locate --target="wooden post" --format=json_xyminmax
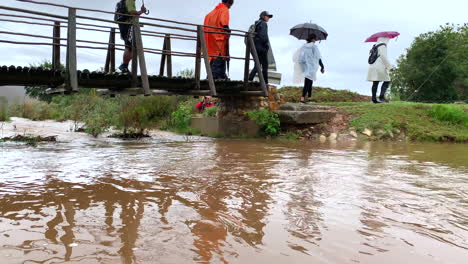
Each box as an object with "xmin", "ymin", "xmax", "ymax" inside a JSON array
[
  {"xmin": 110, "ymin": 29, "xmax": 116, "ymax": 73},
  {"xmin": 195, "ymin": 26, "xmax": 202, "ymax": 90},
  {"xmin": 52, "ymin": 22, "xmax": 61, "ymax": 71},
  {"xmin": 198, "ymin": 26, "xmax": 216, "ymax": 96},
  {"xmin": 159, "ymin": 36, "xmax": 167, "ymax": 76},
  {"xmin": 243, "ymin": 33, "xmax": 251, "ymax": 91},
  {"xmin": 133, "ymin": 17, "xmax": 150, "ymax": 96},
  {"xmin": 104, "ymin": 28, "xmax": 116, "ymax": 73},
  {"xmin": 66, "ymin": 8, "xmax": 78, "ymax": 92},
  {"xmin": 165, "ymin": 34, "xmax": 172, "ymax": 78},
  {"xmin": 131, "ymin": 24, "xmax": 138, "ymax": 88},
  {"xmin": 248, "ymin": 35, "xmax": 268, "ymax": 97}
]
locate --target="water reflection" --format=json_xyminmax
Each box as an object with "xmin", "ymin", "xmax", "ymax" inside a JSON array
[{"xmin": 0, "ymin": 134, "xmax": 467, "ymax": 263}]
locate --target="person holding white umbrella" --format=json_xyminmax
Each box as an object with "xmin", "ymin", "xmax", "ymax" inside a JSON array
[
  {"xmin": 290, "ymin": 23, "xmax": 328, "ymax": 104},
  {"xmin": 366, "ymin": 31, "xmax": 399, "ymax": 103}
]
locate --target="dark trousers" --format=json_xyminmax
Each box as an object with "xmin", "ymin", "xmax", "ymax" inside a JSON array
[
  {"xmin": 248, "ymin": 48, "xmax": 269, "ymax": 84},
  {"xmin": 372, "ymin": 81, "xmax": 390, "ymax": 100},
  {"xmin": 210, "ymin": 57, "xmax": 227, "ymax": 80},
  {"xmin": 302, "ymin": 78, "xmax": 313, "ymax": 97}
]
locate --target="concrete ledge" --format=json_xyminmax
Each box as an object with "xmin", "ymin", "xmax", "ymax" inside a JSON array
[
  {"xmin": 191, "ymin": 117, "xmax": 260, "ymax": 137},
  {"xmin": 275, "ymin": 110, "xmax": 336, "ymax": 125},
  {"xmin": 274, "ymin": 104, "xmax": 336, "ymax": 125}
]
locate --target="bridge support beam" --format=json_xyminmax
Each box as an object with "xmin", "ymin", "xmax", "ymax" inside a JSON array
[
  {"xmin": 52, "ymin": 22, "xmax": 61, "ymax": 71},
  {"xmin": 133, "ymin": 17, "xmax": 150, "ymax": 96},
  {"xmin": 104, "ymin": 28, "xmax": 116, "ymax": 73}
]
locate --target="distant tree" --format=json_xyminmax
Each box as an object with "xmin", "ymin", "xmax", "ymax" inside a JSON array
[
  {"xmin": 25, "ymin": 60, "xmax": 66, "ymax": 102},
  {"xmin": 177, "ymin": 68, "xmax": 195, "ymax": 78},
  {"xmin": 391, "ymin": 24, "xmax": 468, "ymax": 103}
]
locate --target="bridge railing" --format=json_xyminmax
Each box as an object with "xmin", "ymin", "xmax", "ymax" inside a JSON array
[{"xmin": 0, "ymin": 0, "xmax": 269, "ymax": 97}]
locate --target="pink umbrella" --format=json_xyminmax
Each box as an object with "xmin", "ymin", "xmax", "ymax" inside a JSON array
[{"xmin": 365, "ymin": 31, "xmax": 400, "ymax": 42}]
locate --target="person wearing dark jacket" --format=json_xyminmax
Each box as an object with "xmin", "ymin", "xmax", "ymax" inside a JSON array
[{"xmin": 248, "ymin": 11, "xmax": 273, "ymax": 84}]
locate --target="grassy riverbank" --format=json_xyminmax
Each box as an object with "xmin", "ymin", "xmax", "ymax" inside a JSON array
[
  {"xmin": 326, "ymin": 102, "xmax": 468, "ymax": 142},
  {"xmin": 2, "ymin": 87, "xmax": 467, "ymax": 143}
]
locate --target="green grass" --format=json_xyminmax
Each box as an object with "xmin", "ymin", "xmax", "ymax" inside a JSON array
[
  {"xmin": 326, "ymin": 102, "xmax": 468, "ymax": 142},
  {"xmin": 279, "ymin": 86, "xmax": 371, "ymax": 103}
]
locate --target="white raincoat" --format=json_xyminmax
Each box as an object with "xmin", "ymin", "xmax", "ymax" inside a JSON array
[
  {"xmin": 293, "ymin": 42, "xmax": 322, "ymax": 83},
  {"xmin": 367, "ymin": 37, "xmax": 393, "ymax": 82}
]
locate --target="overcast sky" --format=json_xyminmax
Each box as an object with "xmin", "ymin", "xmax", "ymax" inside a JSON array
[{"xmin": 0, "ymin": 0, "xmax": 467, "ymax": 95}]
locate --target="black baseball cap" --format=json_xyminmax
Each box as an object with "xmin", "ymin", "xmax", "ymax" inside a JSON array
[{"xmin": 260, "ymin": 11, "xmax": 273, "ymax": 18}]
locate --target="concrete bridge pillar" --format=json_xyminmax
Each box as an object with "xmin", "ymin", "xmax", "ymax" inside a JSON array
[{"xmin": 216, "ymin": 86, "xmax": 284, "ymax": 120}]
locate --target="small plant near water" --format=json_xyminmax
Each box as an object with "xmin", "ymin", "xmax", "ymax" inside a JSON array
[
  {"xmin": 247, "ymin": 109, "xmax": 281, "ymax": 136},
  {"xmin": 203, "ymin": 106, "xmax": 218, "ymax": 117},
  {"xmin": 0, "ymin": 97, "xmax": 9, "ymax": 122},
  {"xmin": 0, "ymin": 135, "xmax": 57, "ymax": 146},
  {"xmin": 161, "ymin": 99, "xmax": 198, "ymax": 134},
  {"xmin": 429, "ymin": 105, "xmax": 468, "ymax": 127}
]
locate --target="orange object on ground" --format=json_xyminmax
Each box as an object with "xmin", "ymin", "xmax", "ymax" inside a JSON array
[{"xmin": 203, "ymin": 3, "xmax": 230, "ymax": 61}]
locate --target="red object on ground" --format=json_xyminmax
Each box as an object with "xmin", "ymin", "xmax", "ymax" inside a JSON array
[
  {"xmin": 196, "ymin": 102, "xmax": 215, "ymax": 113},
  {"xmin": 365, "ymin": 31, "xmax": 400, "ymax": 42}
]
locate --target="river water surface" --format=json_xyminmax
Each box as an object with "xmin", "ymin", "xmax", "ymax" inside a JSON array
[{"xmin": 0, "ymin": 119, "xmax": 467, "ymax": 264}]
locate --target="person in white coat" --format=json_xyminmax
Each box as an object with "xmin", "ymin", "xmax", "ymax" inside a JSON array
[
  {"xmin": 293, "ymin": 34, "xmax": 325, "ymax": 103},
  {"xmin": 367, "ymin": 37, "xmax": 393, "ymax": 103}
]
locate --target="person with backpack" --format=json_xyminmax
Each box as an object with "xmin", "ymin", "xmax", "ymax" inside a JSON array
[
  {"xmin": 248, "ymin": 11, "xmax": 273, "ymax": 84},
  {"xmin": 293, "ymin": 34, "xmax": 325, "ymax": 104},
  {"xmin": 204, "ymin": 0, "xmax": 234, "ymax": 80},
  {"xmin": 114, "ymin": 0, "xmax": 147, "ymax": 73},
  {"xmin": 367, "ymin": 37, "xmax": 393, "ymax": 103}
]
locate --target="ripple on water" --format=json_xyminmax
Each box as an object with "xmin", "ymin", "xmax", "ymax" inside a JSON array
[{"xmin": 0, "ymin": 120, "xmax": 467, "ymax": 263}]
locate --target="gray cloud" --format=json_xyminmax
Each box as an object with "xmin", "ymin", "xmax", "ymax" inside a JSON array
[{"xmin": 0, "ymin": 0, "xmax": 467, "ymax": 96}]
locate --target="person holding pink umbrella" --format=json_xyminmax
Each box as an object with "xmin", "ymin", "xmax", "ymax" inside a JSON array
[{"xmin": 366, "ymin": 31, "xmax": 399, "ymax": 103}]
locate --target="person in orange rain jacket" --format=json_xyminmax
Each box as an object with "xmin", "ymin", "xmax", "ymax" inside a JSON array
[{"xmin": 203, "ymin": 0, "xmax": 234, "ymax": 80}]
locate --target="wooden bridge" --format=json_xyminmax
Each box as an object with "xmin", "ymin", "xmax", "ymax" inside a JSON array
[{"xmin": 0, "ymin": 0, "xmax": 269, "ymax": 97}]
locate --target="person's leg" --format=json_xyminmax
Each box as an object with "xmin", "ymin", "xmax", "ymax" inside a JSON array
[
  {"xmin": 211, "ymin": 57, "xmax": 227, "ymax": 80},
  {"xmin": 305, "ymin": 78, "xmax": 313, "ymax": 101},
  {"xmin": 307, "ymin": 79, "xmax": 313, "ymax": 100},
  {"xmin": 248, "ymin": 66, "xmax": 258, "ymax": 81},
  {"xmin": 301, "ymin": 78, "xmax": 308, "ymax": 103},
  {"xmin": 379, "ymin": 81, "xmax": 390, "ymax": 102},
  {"xmin": 259, "ymin": 50, "xmax": 269, "ymax": 84},
  {"xmin": 119, "ymin": 25, "xmax": 132, "ymax": 72},
  {"xmin": 371, "ymin": 81, "xmax": 380, "ymax": 103}
]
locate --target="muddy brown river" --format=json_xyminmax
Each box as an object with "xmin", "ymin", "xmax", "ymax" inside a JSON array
[{"xmin": 0, "ymin": 119, "xmax": 467, "ymax": 263}]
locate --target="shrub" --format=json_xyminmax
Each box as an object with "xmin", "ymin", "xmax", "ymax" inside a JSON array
[
  {"xmin": 8, "ymin": 100, "xmax": 57, "ymax": 121},
  {"xmin": 82, "ymin": 97, "xmax": 118, "ymax": 137},
  {"xmin": 203, "ymin": 106, "xmax": 218, "ymax": 117},
  {"xmin": 429, "ymin": 105, "xmax": 468, "ymax": 127},
  {"xmin": 247, "ymin": 109, "xmax": 281, "ymax": 136},
  {"xmin": 161, "ymin": 99, "xmax": 197, "ymax": 133},
  {"xmin": 113, "ymin": 96, "xmax": 152, "ymax": 135},
  {"xmin": 0, "ymin": 97, "xmax": 9, "ymax": 122}
]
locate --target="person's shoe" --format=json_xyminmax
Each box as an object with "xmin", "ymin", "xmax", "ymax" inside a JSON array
[
  {"xmin": 372, "ymin": 99, "xmax": 382, "ymax": 104},
  {"xmin": 118, "ymin": 64, "xmax": 129, "ymax": 73},
  {"xmin": 300, "ymin": 101, "xmax": 307, "ymax": 104},
  {"xmin": 379, "ymin": 97, "xmax": 390, "ymax": 103}
]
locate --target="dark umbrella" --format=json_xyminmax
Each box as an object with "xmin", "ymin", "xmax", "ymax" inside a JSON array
[{"xmin": 290, "ymin": 23, "xmax": 328, "ymax": 40}]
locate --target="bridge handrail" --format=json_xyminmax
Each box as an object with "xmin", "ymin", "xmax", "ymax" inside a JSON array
[
  {"xmin": 16, "ymin": 0, "xmax": 249, "ymax": 34},
  {"xmin": 2, "ymin": 1, "xmax": 269, "ymax": 97}
]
